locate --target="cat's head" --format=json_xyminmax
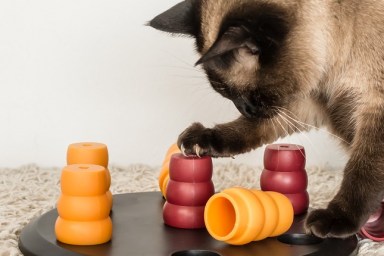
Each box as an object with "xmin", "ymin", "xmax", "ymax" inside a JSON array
[{"xmin": 150, "ymin": 0, "xmax": 326, "ymax": 119}]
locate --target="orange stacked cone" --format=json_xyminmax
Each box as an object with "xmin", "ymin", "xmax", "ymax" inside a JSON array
[
  {"xmin": 67, "ymin": 142, "xmax": 112, "ymax": 208},
  {"xmin": 55, "ymin": 142, "xmax": 113, "ymax": 245}
]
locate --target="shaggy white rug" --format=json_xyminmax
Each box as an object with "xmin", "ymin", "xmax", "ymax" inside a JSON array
[{"xmin": 0, "ymin": 163, "xmax": 383, "ymax": 256}]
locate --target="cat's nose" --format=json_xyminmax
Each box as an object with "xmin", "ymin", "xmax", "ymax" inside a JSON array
[
  {"xmin": 233, "ymin": 96, "xmax": 260, "ymax": 118},
  {"xmin": 232, "ymin": 96, "xmax": 271, "ymax": 119}
]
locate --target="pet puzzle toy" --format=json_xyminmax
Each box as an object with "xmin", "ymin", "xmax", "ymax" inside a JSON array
[
  {"xmin": 360, "ymin": 200, "xmax": 384, "ymax": 241},
  {"xmin": 67, "ymin": 142, "xmax": 112, "ymax": 208},
  {"xmin": 159, "ymin": 143, "xmax": 181, "ymax": 197},
  {"xmin": 260, "ymin": 144, "xmax": 309, "ymax": 215},
  {"xmin": 55, "ymin": 164, "xmax": 112, "ymax": 245},
  {"xmin": 163, "ymin": 153, "xmax": 214, "ymax": 229},
  {"xmin": 204, "ymin": 187, "xmax": 294, "ymax": 245}
]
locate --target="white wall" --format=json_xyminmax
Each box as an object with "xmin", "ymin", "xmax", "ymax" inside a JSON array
[{"xmin": 0, "ymin": 0, "xmax": 348, "ymax": 169}]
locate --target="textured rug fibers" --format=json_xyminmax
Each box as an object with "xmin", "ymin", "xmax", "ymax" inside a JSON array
[{"xmin": 0, "ymin": 163, "xmax": 383, "ymax": 255}]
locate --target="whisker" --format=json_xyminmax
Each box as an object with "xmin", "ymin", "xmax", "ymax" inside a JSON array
[
  {"xmin": 270, "ymin": 117, "xmax": 279, "ymax": 141},
  {"xmin": 276, "ymin": 106, "xmax": 350, "ymax": 145},
  {"xmin": 171, "ymin": 74, "xmax": 207, "ymax": 79},
  {"xmin": 153, "ymin": 65, "xmax": 201, "ymax": 72},
  {"xmin": 278, "ymin": 110, "xmax": 310, "ymax": 133},
  {"xmin": 277, "ymin": 112, "xmax": 317, "ymax": 160},
  {"xmin": 274, "ymin": 114, "xmax": 290, "ymax": 139},
  {"xmin": 276, "ymin": 111, "xmax": 303, "ymax": 134},
  {"xmin": 277, "ymin": 112, "xmax": 295, "ymax": 134},
  {"xmin": 159, "ymin": 50, "xmax": 197, "ymax": 69}
]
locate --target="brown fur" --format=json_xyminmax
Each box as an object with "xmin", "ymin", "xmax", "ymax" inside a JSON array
[{"xmin": 150, "ymin": 0, "xmax": 384, "ymax": 238}]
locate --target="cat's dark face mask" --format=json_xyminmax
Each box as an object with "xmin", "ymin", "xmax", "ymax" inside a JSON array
[
  {"xmin": 232, "ymin": 92, "xmax": 280, "ymax": 119},
  {"xmin": 149, "ymin": 0, "xmax": 293, "ymax": 119},
  {"xmin": 196, "ymin": 25, "xmax": 278, "ymax": 119}
]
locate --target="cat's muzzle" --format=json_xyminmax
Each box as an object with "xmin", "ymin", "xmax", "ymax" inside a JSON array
[{"xmin": 232, "ymin": 96, "xmax": 271, "ymax": 119}]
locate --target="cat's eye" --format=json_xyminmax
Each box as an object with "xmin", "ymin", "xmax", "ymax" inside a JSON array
[
  {"xmin": 243, "ymin": 42, "xmax": 259, "ymax": 55},
  {"xmin": 210, "ymin": 80, "xmax": 231, "ymax": 97}
]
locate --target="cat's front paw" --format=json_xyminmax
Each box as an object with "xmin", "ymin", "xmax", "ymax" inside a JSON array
[
  {"xmin": 304, "ymin": 207, "xmax": 360, "ymax": 238},
  {"xmin": 177, "ymin": 122, "xmax": 220, "ymax": 157}
]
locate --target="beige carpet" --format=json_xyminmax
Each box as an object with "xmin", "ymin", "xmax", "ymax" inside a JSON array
[{"xmin": 0, "ymin": 163, "xmax": 383, "ymax": 256}]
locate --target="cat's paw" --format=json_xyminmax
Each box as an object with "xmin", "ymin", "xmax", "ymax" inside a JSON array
[
  {"xmin": 304, "ymin": 208, "xmax": 360, "ymax": 238},
  {"xmin": 177, "ymin": 122, "xmax": 220, "ymax": 157}
]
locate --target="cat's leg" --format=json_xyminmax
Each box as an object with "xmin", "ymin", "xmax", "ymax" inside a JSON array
[
  {"xmin": 305, "ymin": 109, "xmax": 384, "ymax": 238},
  {"xmin": 177, "ymin": 114, "xmax": 300, "ymax": 157}
]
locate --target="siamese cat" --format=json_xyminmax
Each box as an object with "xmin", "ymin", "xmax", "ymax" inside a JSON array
[{"xmin": 149, "ymin": 0, "xmax": 384, "ymax": 239}]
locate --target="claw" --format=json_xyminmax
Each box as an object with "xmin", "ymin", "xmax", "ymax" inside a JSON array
[
  {"xmin": 180, "ymin": 144, "xmax": 187, "ymax": 156},
  {"xmin": 194, "ymin": 144, "xmax": 201, "ymax": 158}
]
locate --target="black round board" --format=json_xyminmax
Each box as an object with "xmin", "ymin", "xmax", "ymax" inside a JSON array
[{"xmin": 19, "ymin": 192, "xmax": 358, "ymax": 256}]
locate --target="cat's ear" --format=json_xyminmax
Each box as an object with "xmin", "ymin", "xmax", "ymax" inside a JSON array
[
  {"xmin": 195, "ymin": 26, "xmax": 259, "ymax": 65},
  {"xmin": 149, "ymin": 0, "xmax": 198, "ymax": 36}
]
